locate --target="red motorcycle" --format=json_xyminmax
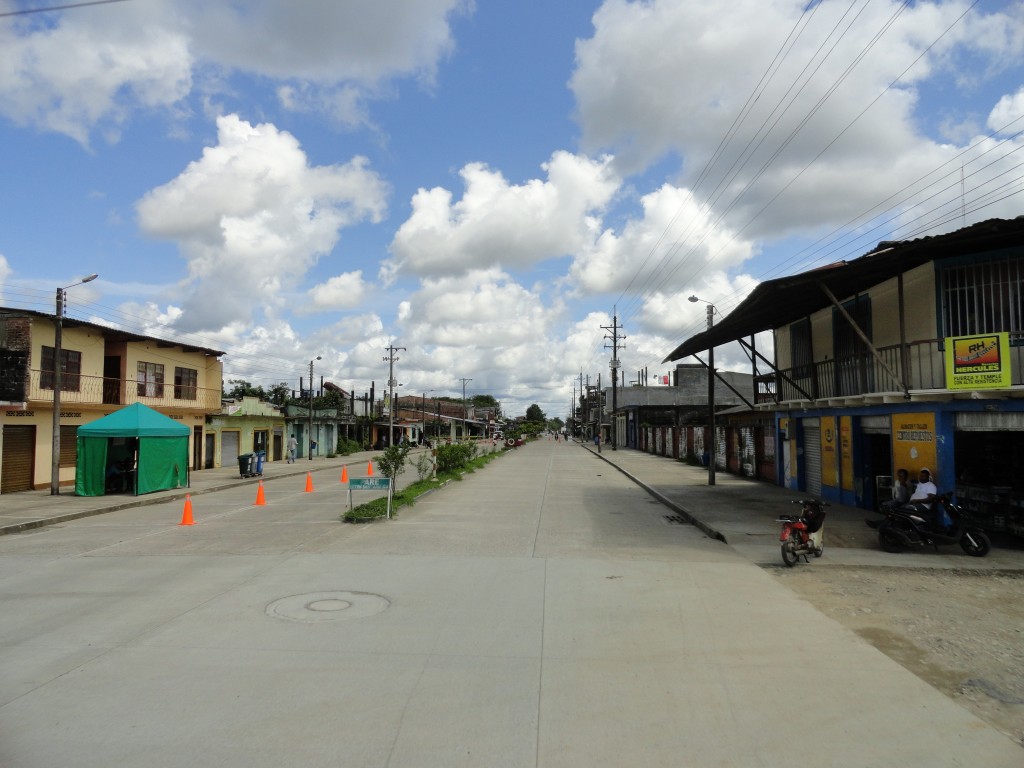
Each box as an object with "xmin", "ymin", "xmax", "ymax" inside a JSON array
[{"xmin": 777, "ymin": 499, "xmax": 828, "ymax": 567}]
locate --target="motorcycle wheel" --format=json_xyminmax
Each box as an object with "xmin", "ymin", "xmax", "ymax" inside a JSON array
[
  {"xmin": 960, "ymin": 530, "xmax": 991, "ymax": 557},
  {"xmin": 878, "ymin": 527, "xmax": 904, "ymax": 553},
  {"xmin": 780, "ymin": 533, "xmax": 800, "ymax": 567}
]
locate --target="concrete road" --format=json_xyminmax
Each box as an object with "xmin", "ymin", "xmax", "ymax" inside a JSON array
[{"xmin": 1, "ymin": 440, "xmax": 1019, "ymax": 767}]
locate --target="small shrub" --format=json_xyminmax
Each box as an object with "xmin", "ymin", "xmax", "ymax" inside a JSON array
[
  {"xmin": 336, "ymin": 437, "xmax": 363, "ymax": 456},
  {"xmin": 435, "ymin": 442, "xmax": 474, "ymax": 473},
  {"xmin": 413, "ymin": 452, "xmax": 435, "ymax": 481},
  {"xmin": 376, "ymin": 443, "xmax": 412, "ymax": 480}
]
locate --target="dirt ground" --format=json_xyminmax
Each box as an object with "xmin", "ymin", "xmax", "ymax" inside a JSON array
[{"xmin": 773, "ymin": 564, "xmax": 1024, "ymax": 747}]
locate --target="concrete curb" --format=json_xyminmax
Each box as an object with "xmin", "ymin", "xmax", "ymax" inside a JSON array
[
  {"xmin": 584, "ymin": 445, "xmax": 728, "ymax": 543},
  {"xmin": 0, "ymin": 459, "xmax": 371, "ymax": 536}
]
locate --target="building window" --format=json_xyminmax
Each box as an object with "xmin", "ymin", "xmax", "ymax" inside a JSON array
[
  {"xmin": 174, "ymin": 367, "xmax": 198, "ymax": 400},
  {"xmin": 41, "ymin": 347, "xmax": 82, "ymax": 391},
  {"xmin": 136, "ymin": 361, "xmax": 164, "ymax": 398},
  {"xmin": 941, "ymin": 256, "xmax": 1023, "ymax": 339},
  {"xmin": 790, "ymin": 319, "xmax": 813, "ymax": 378}
]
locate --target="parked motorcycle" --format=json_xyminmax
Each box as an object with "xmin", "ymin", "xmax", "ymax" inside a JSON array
[
  {"xmin": 777, "ymin": 499, "xmax": 828, "ymax": 567},
  {"xmin": 867, "ymin": 494, "xmax": 990, "ymax": 557}
]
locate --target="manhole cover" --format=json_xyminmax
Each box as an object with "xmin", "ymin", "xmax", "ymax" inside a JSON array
[{"xmin": 266, "ymin": 591, "xmax": 390, "ymax": 623}]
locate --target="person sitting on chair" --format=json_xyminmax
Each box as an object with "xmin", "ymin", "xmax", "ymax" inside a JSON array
[{"xmin": 105, "ymin": 462, "xmax": 124, "ymax": 492}]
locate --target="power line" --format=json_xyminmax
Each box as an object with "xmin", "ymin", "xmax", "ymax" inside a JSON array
[
  {"xmin": 0, "ymin": 0, "xmax": 131, "ymax": 18},
  {"xmin": 607, "ymin": 0, "xmax": 990, "ymax": 378}
]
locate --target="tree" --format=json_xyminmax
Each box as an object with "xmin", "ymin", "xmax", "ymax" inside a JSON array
[
  {"xmin": 525, "ymin": 403, "xmax": 545, "ymax": 423},
  {"xmin": 225, "ymin": 379, "xmax": 266, "ymax": 400},
  {"xmin": 472, "ymin": 394, "xmax": 502, "ymax": 418},
  {"xmin": 547, "ymin": 417, "xmax": 564, "ymax": 432},
  {"xmin": 266, "ymin": 382, "xmax": 291, "ymax": 405}
]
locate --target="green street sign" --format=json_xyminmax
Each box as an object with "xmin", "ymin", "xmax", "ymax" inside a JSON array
[{"xmin": 349, "ymin": 477, "xmax": 392, "ymax": 490}]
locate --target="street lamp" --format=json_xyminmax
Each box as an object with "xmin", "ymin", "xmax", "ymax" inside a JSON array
[
  {"xmin": 460, "ymin": 377, "xmax": 473, "ymax": 440},
  {"xmin": 689, "ymin": 295, "xmax": 716, "ymax": 486},
  {"xmin": 51, "ymin": 273, "xmax": 98, "ymax": 495},
  {"xmin": 308, "ymin": 356, "xmax": 321, "ymax": 460}
]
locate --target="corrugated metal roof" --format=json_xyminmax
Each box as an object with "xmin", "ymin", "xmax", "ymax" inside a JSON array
[
  {"xmin": 0, "ymin": 306, "xmax": 225, "ymax": 357},
  {"xmin": 663, "ymin": 216, "xmax": 1024, "ymax": 362}
]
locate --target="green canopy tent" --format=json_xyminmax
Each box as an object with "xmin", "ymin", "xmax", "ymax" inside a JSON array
[{"xmin": 75, "ymin": 403, "xmax": 190, "ymax": 496}]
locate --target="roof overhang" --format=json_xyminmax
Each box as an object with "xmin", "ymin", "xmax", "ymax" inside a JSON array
[{"xmin": 663, "ymin": 216, "xmax": 1024, "ymax": 362}]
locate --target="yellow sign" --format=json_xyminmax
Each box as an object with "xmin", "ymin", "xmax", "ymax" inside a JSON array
[
  {"xmin": 821, "ymin": 416, "xmax": 838, "ymax": 487},
  {"xmin": 840, "ymin": 416, "xmax": 853, "ymax": 492},
  {"xmin": 891, "ymin": 412, "xmax": 936, "ymax": 479},
  {"xmin": 945, "ymin": 332, "xmax": 1011, "ymax": 389}
]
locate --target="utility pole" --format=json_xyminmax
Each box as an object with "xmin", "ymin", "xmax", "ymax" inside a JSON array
[
  {"xmin": 602, "ymin": 310, "xmax": 625, "ymax": 451},
  {"xmin": 51, "ymin": 273, "xmax": 98, "ymax": 494},
  {"xmin": 308, "ymin": 356, "xmax": 321, "ymax": 460},
  {"xmin": 571, "ymin": 380, "xmax": 575, "ymax": 437},
  {"xmin": 459, "ymin": 377, "xmax": 473, "ymax": 439},
  {"xmin": 689, "ymin": 296, "xmax": 717, "ymax": 486},
  {"xmin": 384, "ymin": 345, "xmax": 405, "ymax": 447}
]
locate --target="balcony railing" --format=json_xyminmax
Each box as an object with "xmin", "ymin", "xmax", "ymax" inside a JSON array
[
  {"xmin": 25, "ymin": 369, "xmax": 222, "ymax": 411},
  {"xmin": 756, "ymin": 336, "xmax": 1024, "ymax": 404}
]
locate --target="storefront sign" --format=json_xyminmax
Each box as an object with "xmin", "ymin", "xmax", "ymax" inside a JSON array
[
  {"xmin": 945, "ymin": 332, "xmax": 1011, "ymax": 389},
  {"xmin": 891, "ymin": 412, "xmax": 936, "ymax": 476},
  {"xmin": 840, "ymin": 416, "xmax": 853, "ymax": 492},
  {"xmin": 821, "ymin": 416, "xmax": 838, "ymax": 487}
]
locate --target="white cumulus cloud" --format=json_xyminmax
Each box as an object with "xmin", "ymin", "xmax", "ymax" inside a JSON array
[
  {"xmin": 306, "ymin": 272, "xmax": 367, "ymax": 311},
  {"xmin": 388, "ymin": 151, "xmax": 619, "ymax": 277},
  {"xmin": 135, "ymin": 114, "xmax": 389, "ymax": 332}
]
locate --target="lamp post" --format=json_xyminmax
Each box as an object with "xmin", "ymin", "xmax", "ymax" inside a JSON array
[
  {"xmin": 689, "ymin": 295, "xmax": 716, "ymax": 486},
  {"xmin": 460, "ymin": 377, "xmax": 473, "ymax": 440},
  {"xmin": 308, "ymin": 356, "xmax": 321, "ymax": 460},
  {"xmin": 51, "ymin": 274, "xmax": 98, "ymax": 495},
  {"xmin": 384, "ymin": 345, "xmax": 405, "ymax": 447}
]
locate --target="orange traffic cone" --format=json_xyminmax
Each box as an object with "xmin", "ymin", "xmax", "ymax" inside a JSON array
[
  {"xmin": 341, "ymin": 465, "xmax": 349, "ymax": 483},
  {"xmin": 255, "ymin": 480, "xmax": 266, "ymax": 506},
  {"xmin": 305, "ymin": 472, "xmax": 314, "ymax": 493},
  {"xmin": 179, "ymin": 494, "xmax": 194, "ymax": 526},
  {"xmin": 367, "ymin": 461, "xmax": 374, "ymax": 476}
]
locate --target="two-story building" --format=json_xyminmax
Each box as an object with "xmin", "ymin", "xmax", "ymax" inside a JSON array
[
  {"xmin": 0, "ymin": 308, "xmax": 223, "ymax": 493},
  {"xmin": 663, "ymin": 217, "xmax": 1024, "ymax": 534}
]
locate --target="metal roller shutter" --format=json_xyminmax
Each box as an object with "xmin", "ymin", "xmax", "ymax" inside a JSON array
[
  {"xmin": 715, "ymin": 426, "xmax": 726, "ymax": 469},
  {"xmin": 221, "ymin": 431, "xmax": 239, "ymax": 467},
  {"xmin": 740, "ymin": 427, "xmax": 755, "ymax": 477},
  {"xmin": 2, "ymin": 425, "xmax": 36, "ymax": 493},
  {"xmin": 803, "ymin": 424, "xmax": 822, "ymax": 496}
]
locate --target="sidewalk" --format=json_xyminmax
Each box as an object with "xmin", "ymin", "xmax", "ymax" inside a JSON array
[
  {"xmin": 0, "ymin": 448, "xmax": 388, "ymax": 535},
  {"xmin": 578, "ymin": 440, "xmax": 1024, "ymax": 570}
]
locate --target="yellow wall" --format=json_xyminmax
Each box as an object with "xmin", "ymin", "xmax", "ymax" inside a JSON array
[
  {"xmin": 891, "ymin": 412, "xmax": 937, "ymax": 478},
  {"xmin": 1, "ymin": 316, "xmax": 223, "ymax": 490},
  {"xmin": 28, "ymin": 319, "xmax": 107, "ymax": 404},
  {"xmin": 124, "ymin": 342, "xmax": 222, "ymax": 404},
  {"xmin": 820, "ymin": 416, "xmax": 838, "ymax": 486}
]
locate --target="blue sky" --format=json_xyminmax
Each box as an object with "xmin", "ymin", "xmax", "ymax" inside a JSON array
[{"xmin": 3, "ymin": 0, "xmax": 1024, "ymax": 418}]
